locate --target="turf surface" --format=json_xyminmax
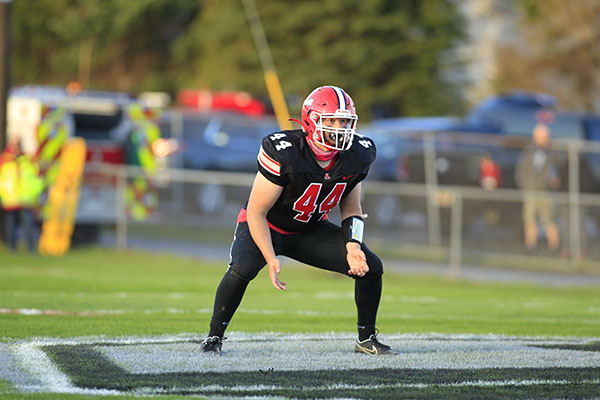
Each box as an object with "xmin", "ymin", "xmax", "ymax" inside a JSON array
[
  {"xmin": 1, "ymin": 247, "xmax": 599, "ymax": 399},
  {"xmin": 1, "ymin": 247, "xmax": 599, "ymax": 339}
]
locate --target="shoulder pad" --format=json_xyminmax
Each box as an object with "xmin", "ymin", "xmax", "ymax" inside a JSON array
[
  {"xmin": 258, "ymin": 130, "xmax": 302, "ymax": 176},
  {"xmin": 350, "ymin": 133, "xmax": 377, "ymax": 165}
]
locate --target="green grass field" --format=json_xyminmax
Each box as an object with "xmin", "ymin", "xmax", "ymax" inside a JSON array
[{"xmin": 1, "ymin": 247, "xmax": 599, "ymax": 399}]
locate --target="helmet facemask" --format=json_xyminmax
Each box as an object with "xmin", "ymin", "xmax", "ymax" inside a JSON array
[{"xmin": 313, "ymin": 111, "xmax": 357, "ymax": 151}]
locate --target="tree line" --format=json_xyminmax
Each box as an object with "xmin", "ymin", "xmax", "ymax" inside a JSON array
[
  {"xmin": 10, "ymin": 0, "xmax": 465, "ymax": 119},
  {"xmin": 10, "ymin": 0, "xmax": 599, "ymax": 119}
]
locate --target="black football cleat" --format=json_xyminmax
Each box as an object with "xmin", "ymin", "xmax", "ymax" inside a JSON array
[
  {"xmin": 201, "ymin": 336, "xmax": 223, "ymax": 354},
  {"xmin": 355, "ymin": 333, "xmax": 395, "ymax": 355}
]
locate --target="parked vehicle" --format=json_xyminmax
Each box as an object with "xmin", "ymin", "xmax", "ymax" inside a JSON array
[
  {"xmin": 465, "ymin": 91, "xmax": 600, "ymax": 193},
  {"xmin": 364, "ymin": 91, "xmax": 600, "ymax": 233},
  {"xmin": 177, "ymin": 90, "xmax": 267, "ymax": 117},
  {"xmin": 373, "ymin": 91, "xmax": 600, "ymax": 192},
  {"xmin": 157, "ymin": 110, "xmax": 280, "ymax": 214}
]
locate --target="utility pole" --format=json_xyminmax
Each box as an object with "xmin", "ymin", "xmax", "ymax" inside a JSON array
[
  {"xmin": 242, "ymin": 0, "xmax": 292, "ymax": 130},
  {"xmin": 0, "ymin": 0, "xmax": 11, "ymax": 152},
  {"xmin": 0, "ymin": 0, "xmax": 10, "ymax": 244}
]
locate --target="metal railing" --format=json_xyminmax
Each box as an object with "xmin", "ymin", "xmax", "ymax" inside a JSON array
[{"xmin": 87, "ymin": 158, "xmax": 600, "ymax": 274}]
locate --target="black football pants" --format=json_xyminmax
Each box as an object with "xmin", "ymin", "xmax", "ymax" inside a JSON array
[{"xmin": 208, "ymin": 220, "xmax": 384, "ymax": 339}]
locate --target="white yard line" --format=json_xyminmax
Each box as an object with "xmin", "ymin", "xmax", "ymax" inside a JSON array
[
  {"xmin": 12, "ymin": 342, "xmax": 73, "ymax": 392},
  {"xmin": 8, "ymin": 331, "xmax": 600, "ymax": 345},
  {"xmin": 136, "ymin": 378, "xmax": 600, "ymax": 396},
  {"xmin": 2, "ymin": 306, "xmax": 598, "ymax": 327},
  {"xmin": 10, "ymin": 342, "xmax": 119, "ymax": 395}
]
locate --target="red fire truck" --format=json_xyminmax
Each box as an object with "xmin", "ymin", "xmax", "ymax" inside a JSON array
[{"xmin": 7, "ymin": 85, "xmax": 163, "ymax": 243}]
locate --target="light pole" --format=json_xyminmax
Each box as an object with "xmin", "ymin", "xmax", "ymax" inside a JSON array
[
  {"xmin": 242, "ymin": 0, "xmax": 292, "ymax": 130},
  {"xmin": 0, "ymin": 0, "xmax": 11, "ymax": 152},
  {"xmin": 0, "ymin": 0, "xmax": 10, "ymax": 245}
]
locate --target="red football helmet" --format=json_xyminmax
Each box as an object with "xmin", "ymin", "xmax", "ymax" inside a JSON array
[{"xmin": 299, "ymin": 86, "xmax": 358, "ymax": 151}]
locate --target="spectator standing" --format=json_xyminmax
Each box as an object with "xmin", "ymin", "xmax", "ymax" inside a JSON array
[{"xmin": 515, "ymin": 121, "xmax": 561, "ymax": 252}]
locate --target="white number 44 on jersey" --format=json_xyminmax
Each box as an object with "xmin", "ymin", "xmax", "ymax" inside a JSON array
[{"xmin": 270, "ymin": 133, "xmax": 292, "ymax": 151}]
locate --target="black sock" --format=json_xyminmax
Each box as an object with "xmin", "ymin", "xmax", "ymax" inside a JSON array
[
  {"xmin": 355, "ymin": 276, "xmax": 382, "ymax": 341},
  {"xmin": 208, "ymin": 269, "xmax": 249, "ymax": 338},
  {"xmin": 358, "ymin": 324, "xmax": 376, "ymax": 341}
]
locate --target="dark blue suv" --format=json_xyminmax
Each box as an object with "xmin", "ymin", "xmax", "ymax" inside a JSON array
[
  {"xmin": 362, "ymin": 91, "xmax": 600, "ymax": 234},
  {"xmin": 368, "ymin": 91, "xmax": 600, "ymax": 192},
  {"xmin": 466, "ymin": 91, "xmax": 600, "ymax": 192}
]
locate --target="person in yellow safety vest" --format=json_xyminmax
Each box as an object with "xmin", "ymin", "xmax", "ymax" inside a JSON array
[
  {"xmin": 0, "ymin": 139, "xmax": 44, "ymax": 253},
  {"xmin": 124, "ymin": 103, "xmax": 160, "ymax": 220},
  {"xmin": 126, "ymin": 103, "xmax": 160, "ymax": 172}
]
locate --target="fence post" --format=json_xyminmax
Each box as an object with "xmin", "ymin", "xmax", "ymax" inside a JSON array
[
  {"xmin": 448, "ymin": 190, "xmax": 463, "ymax": 277},
  {"xmin": 115, "ymin": 166, "xmax": 128, "ymax": 249},
  {"xmin": 423, "ymin": 132, "xmax": 441, "ymax": 245},
  {"xmin": 567, "ymin": 142, "xmax": 581, "ymax": 266},
  {"xmin": 170, "ymin": 110, "xmax": 184, "ymax": 212}
]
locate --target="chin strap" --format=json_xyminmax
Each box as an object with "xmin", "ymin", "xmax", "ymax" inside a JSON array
[{"xmin": 289, "ymin": 118, "xmax": 306, "ymax": 130}]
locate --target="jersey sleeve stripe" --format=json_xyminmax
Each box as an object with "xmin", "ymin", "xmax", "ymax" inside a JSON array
[{"xmin": 258, "ymin": 146, "xmax": 281, "ymax": 176}]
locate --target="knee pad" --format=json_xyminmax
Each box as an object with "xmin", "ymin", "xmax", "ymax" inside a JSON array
[
  {"xmin": 347, "ymin": 248, "xmax": 383, "ymax": 280},
  {"xmin": 350, "ymin": 257, "xmax": 383, "ymax": 281},
  {"xmin": 362, "ymin": 252, "xmax": 383, "ymax": 279},
  {"xmin": 227, "ymin": 260, "xmax": 262, "ymax": 282}
]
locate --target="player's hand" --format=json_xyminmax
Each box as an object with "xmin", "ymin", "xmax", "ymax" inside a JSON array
[
  {"xmin": 346, "ymin": 242, "xmax": 369, "ymax": 277},
  {"xmin": 267, "ymin": 257, "xmax": 287, "ymax": 291}
]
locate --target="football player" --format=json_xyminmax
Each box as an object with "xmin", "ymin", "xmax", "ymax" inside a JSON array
[{"xmin": 201, "ymin": 86, "xmax": 393, "ymax": 355}]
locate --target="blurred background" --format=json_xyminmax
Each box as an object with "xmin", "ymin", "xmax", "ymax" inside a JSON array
[{"xmin": 1, "ymin": 0, "xmax": 600, "ymax": 274}]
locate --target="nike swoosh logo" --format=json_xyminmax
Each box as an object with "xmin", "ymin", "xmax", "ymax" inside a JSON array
[
  {"xmin": 342, "ymin": 175, "xmax": 354, "ymax": 180},
  {"xmin": 359, "ymin": 346, "xmax": 377, "ymax": 355}
]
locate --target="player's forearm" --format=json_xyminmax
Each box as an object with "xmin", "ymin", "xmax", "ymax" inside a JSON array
[
  {"xmin": 340, "ymin": 183, "xmax": 363, "ymax": 220},
  {"xmin": 341, "ymin": 208, "xmax": 363, "ymax": 221},
  {"xmin": 247, "ymin": 211, "xmax": 277, "ymax": 263}
]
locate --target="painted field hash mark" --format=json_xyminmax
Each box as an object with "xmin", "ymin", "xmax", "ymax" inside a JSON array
[{"xmin": 4, "ymin": 333, "xmax": 600, "ymax": 399}]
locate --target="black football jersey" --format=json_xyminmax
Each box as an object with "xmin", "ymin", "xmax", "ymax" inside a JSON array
[{"xmin": 257, "ymin": 129, "xmax": 376, "ymax": 233}]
